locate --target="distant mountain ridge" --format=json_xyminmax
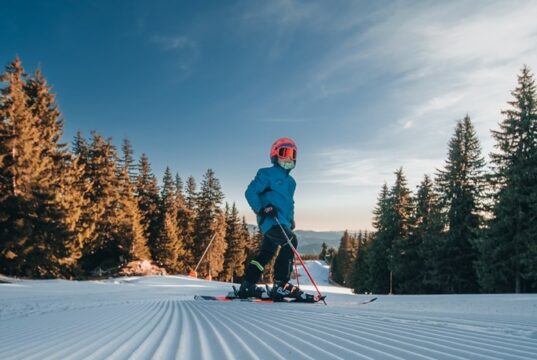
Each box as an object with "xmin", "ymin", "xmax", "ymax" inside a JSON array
[
  {"xmin": 295, "ymin": 230, "xmax": 344, "ymax": 255},
  {"xmin": 246, "ymin": 225, "xmax": 343, "ymax": 255}
]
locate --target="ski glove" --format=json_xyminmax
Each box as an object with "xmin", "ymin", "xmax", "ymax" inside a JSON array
[
  {"xmin": 260, "ymin": 205, "xmax": 278, "ymax": 218},
  {"xmin": 291, "ymin": 219, "xmax": 295, "ymax": 230}
]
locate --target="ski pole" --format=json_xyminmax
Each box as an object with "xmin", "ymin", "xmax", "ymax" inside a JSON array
[
  {"xmin": 194, "ymin": 232, "xmax": 217, "ymax": 275},
  {"xmin": 294, "ymin": 258, "xmax": 300, "ymax": 288},
  {"xmin": 274, "ymin": 217, "xmax": 327, "ymax": 305}
]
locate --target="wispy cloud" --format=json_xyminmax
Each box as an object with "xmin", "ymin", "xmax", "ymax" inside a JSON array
[
  {"xmin": 234, "ymin": 1, "xmax": 537, "ymax": 198},
  {"xmin": 149, "ymin": 34, "xmax": 199, "ymax": 75},
  {"xmin": 303, "ymin": 148, "xmax": 440, "ymax": 189},
  {"xmin": 150, "ymin": 35, "xmax": 196, "ymax": 51},
  {"xmin": 401, "ymin": 93, "xmax": 464, "ymax": 129},
  {"xmin": 305, "ymin": 1, "xmax": 537, "ymax": 187},
  {"xmin": 240, "ymin": 0, "xmax": 321, "ymax": 60}
]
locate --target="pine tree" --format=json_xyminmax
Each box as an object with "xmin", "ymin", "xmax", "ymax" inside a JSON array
[
  {"xmin": 478, "ymin": 66, "xmax": 537, "ymax": 293},
  {"xmin": 238, "ymin": 216, "xmax": 251, "ymax": 281},
  {"xmin": 412, "ymin": 175, "xmax": 444, "ymax": 293},
  {"xmin": 350, "ymin": 231, "xmax": 371, "ymax": 294},
  {"xmin": 117, "ymin": 142, "xmax": 150, "ymax": 262},
  {"xmin": 119, "ymin": 138, "xmax": 137, "ymax": 183},
  {"xmin": 78, "ymin": 132, "xmax": 124, "ymax": 273},
  {"xmin": 175, "ymin": 173, "xmax": 195, "ymax": 269},
  {"xmin": 436, "ymin": 115, "xmax": 485, "ymax": 293},
  {"xmin": 24, "ymin": 68, "xmax": 64, "ymax": 153},
  {"xmin": 0, "ymin": 58, "xmax": 69, "ymax": 277},
  {"xmin": 221, "ymin": 203, "xmax": 247, "ymax": 282},
  {"xmin": 364, "ymin": 183, "xmax": 391, "ymax": 294},
  {"xmin": 55, "ymin": 157, "xmax": 91, "ymax": 276},
  {"xmin": 205, "ymin": 209, "xmax": 227, "ymax": 279},
  {"xmin": 193, "ymin": 169, "xmax": 226, "ymax": 278},
  {"xmin": 69, "ymin": 131, "xmax": 98, "ymax": 273},
  {"xmin": 72, "ymin": 131, "xmax": 90, "ymax": 164},
  {"xmin": 185, "ymin": 176, "xmax": 198, "ymax": 212},
  {"xmin": 135, "ymin": 154, "xmax": 161, "ymax": 261},
  {"xmin": 388, "ymin": 168, "xmax": 414, "ymax": 294},
  {"xmin": 25, "ymin": 69, "xmax": 91, "ymax": 277},
  {"xmin": 153, "ymin": 167, "xmax": 186, "ymax": 273},
  {"xmin": 334, "ymin": 230, "xmax": 355, "ymax": 286}
]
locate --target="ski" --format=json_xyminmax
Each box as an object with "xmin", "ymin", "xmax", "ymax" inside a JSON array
[
  {"xmin": 194, "ymin": 294, "xmax": 325, "ymax": 303},
  {"xmin": 194, "ymin": 295, "xmax": 291, "ymax": 303},
  {"xmin": 359, "ymin": 297, "xmax": 378, "ymax": 305},
  {"xmin": 195, "ymin": 286, "xmax": 326, "ymax": 303}
]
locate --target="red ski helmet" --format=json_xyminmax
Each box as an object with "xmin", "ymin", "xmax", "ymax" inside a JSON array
[{"xmin": 270, "ymin": 137, "xmax": 297, "ymax": 163}]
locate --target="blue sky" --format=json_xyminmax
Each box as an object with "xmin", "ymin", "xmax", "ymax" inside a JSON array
[{"xmin": 2, "ymin": 1, "xmax": 537, "ymax": 231}]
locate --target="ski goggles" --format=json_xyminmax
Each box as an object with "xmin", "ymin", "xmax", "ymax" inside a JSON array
[{"xmin": 278, "ymin": 146, "xmax": 297, "ymax": 160}]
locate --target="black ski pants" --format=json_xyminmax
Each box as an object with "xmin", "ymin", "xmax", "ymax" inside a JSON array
[{"xmin": 244, "ymin": 225, "xmax": 298, "ymax": 284}]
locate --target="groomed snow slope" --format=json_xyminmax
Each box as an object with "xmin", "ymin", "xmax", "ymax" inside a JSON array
[{"xmin": 1, "ymin": 261, "xmax": 536, "ymax": 360}]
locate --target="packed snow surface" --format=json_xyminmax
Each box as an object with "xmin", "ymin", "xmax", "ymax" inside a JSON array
[{"xmin": 1, "ymin": 261, "xmax": 536, "ymax": 360}]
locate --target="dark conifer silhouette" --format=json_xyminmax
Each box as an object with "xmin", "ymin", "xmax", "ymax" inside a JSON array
[
  {"xmin": 436, "ymin": 116, "xmax": 485, "ymax": 293},
  {"xmin": 385, "ymin": 169, "xmax": 414, "ymax": 294},
  {"xmin": 221, "ymin": 203, "xmax": 247, "ymax": 282},
  {"xmin": 479, "ymin": 66, "xmax": 537, "ymax": 293}
]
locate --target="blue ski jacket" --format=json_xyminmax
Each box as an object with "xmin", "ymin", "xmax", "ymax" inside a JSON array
[{"xmin": 245, "ymin": 164, "xmax": 296, "ymax": 234}]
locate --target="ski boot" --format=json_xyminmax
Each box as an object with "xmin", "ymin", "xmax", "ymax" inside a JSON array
[
  {"xmin": 236, "ymin": 280, "xmax": 269, "ymax": 299},
  {"xmin": 271, "ymin": 281, "xmax": 318, "ymax": 303}
]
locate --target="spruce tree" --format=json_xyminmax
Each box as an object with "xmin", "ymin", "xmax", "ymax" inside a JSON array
[
  {"xmin": 153, "ymin": 167, "xmax": 186, "ymax": 273},
  {"xmin": 24, "ymin": 68, "xmax": 64, "ymax": 153},
  {"xmin": 0, "ymin": 58, "xmax": 68, "ymax": 277},
  {"xmin": 70, "ymin": 132, "xmax": 97, "ymax": 272},
  {"xmin": 238, "ymin": 216, "xmax": 252, "ymax": 281},
  {"xmin": 436, "ymin": 115, "xmax": 485, "ymax": 293},
  {"xmin": 175, "ymin": 173, "xmax": 195, "ymax": 269},
  {"xmin": 365, "ymin": 183, "xmax": 391, "ymax": 293},
  {"xmin": 479, "ymin": 66, "xmax": 537, "ymax": 293},
  {"xmin": 205, "ymin": 209, "xmax": 227, "ymax": 279},
  {"xmin": 350, "ymin": 231, "xmax": 371, "ymax": 294},
  {"xmin": 221, "ymin": 203, "xmax": 247, "ymax": 282},
  {"xmin": 25, "ymin": 69, "xmax": 90, "ymax": 277},
  {"xmin": 135, "ymin": 154, "xmax": 161, "ymax": 261},
  {"xmin": 119, "ymin": 138, "xmax": 137, "ymax": 183},
  {"xmin": 117, "ymin": 142, "xmax": 150, "ymax": 262},
  {"xmin": 73, "ymin": 131, "xmax": 90, "ymax": 163},
  {"xmin": 185, "ymin": 176, "xmax": 198, "ymax": 212},
  {"xmin": 54, "ymin": 149, "xmax": 92, "ymax": 276},
  {"xmin": 335, "ymin": 230, "xmax": 355, "ymax": 286},
  {"xmin": 412, "ymin": 175, "xmax": 444, "ymax": 293},
  {"xmin": 330, "ymin": 250, "xmax": 340, "ymax": 284},
  {"xmin": 388, "ymin": 168, "xmax": 414, "ymax": 294},
  {"xmin": 78, "ymin": 132, "xmax": 124, "ymax": 273},
  {"xmin": 193, "ymin": 169, "xmax": 226, "ymax": 278}
]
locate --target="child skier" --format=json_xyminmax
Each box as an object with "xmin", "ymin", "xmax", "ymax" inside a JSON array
[{"xmin": 238, "ymin": 137, "xmax": 315, "ymax": 302}]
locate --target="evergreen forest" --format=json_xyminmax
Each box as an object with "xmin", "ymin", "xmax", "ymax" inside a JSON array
[
  {"xmin": 0, "ymin": 58, "xmax": 255, "ymax": 280},
  {"xmin": 330, "ymin": 65, "xmax": 537, "ymax": 294}
]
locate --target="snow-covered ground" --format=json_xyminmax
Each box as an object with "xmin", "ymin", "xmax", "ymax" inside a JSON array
[{"xmin": 1, "ymin": 261, "xmax": 536, "ymax": 360}]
